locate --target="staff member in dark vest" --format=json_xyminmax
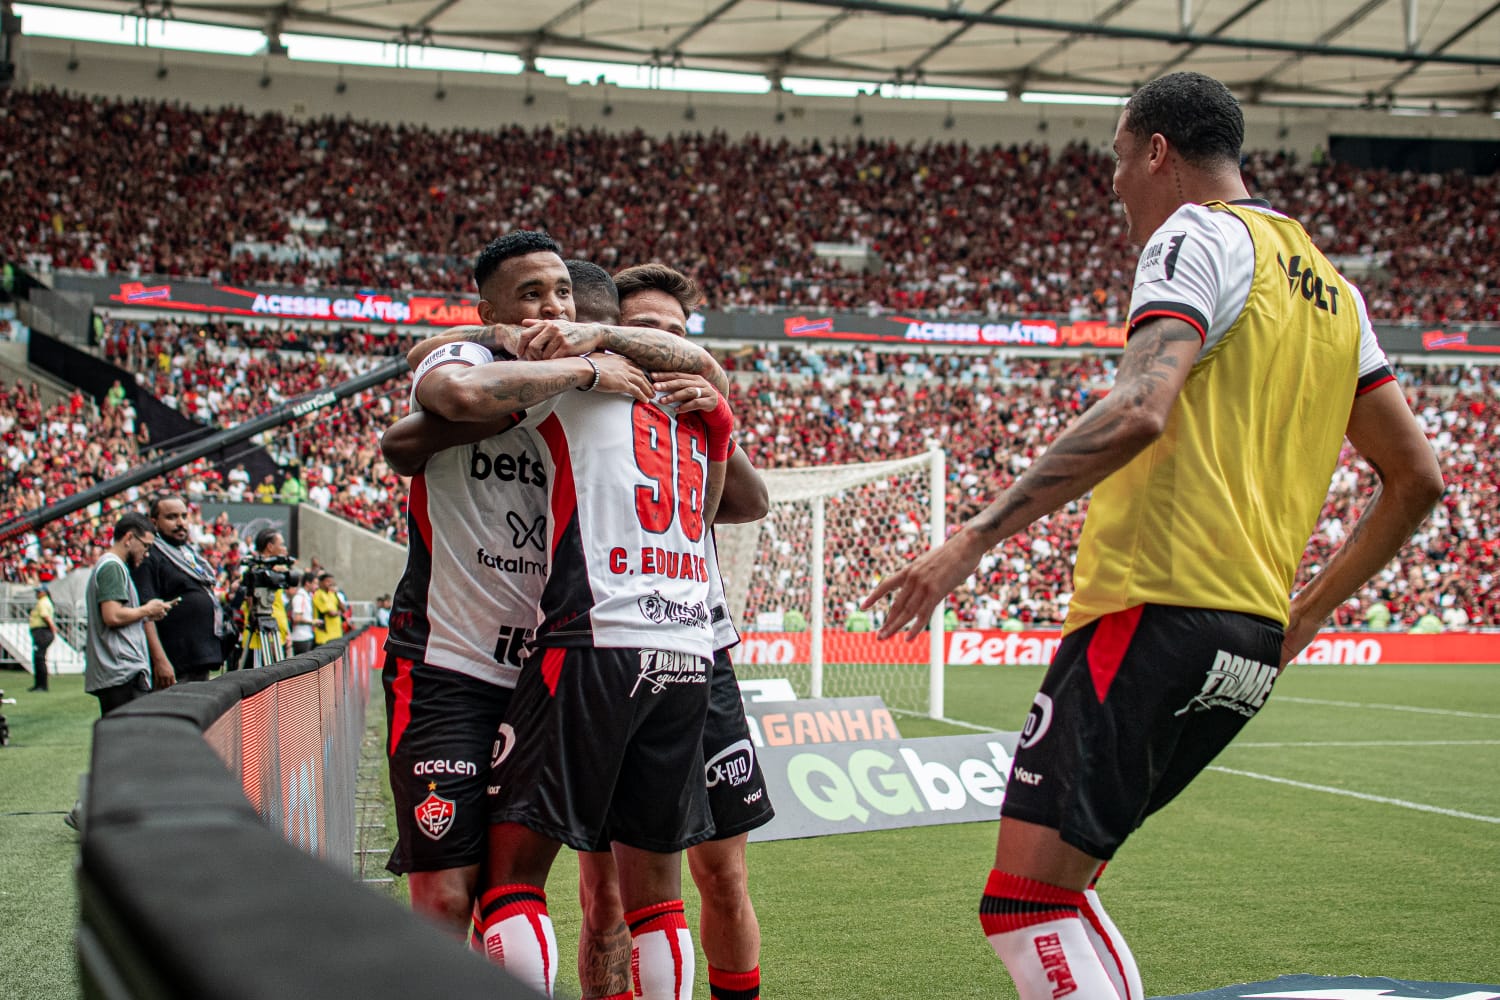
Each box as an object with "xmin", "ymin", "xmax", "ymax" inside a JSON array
[{"xmin": 132, "ymin": 494, "xmax": 225, "ymax": 684}]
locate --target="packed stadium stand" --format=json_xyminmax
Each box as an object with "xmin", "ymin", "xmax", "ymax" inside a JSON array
[
  {"xmin": 3, "ymin": 88, "xmax": 1498, "ymax": 323},
  {"xmin": 11, "ymin": 311, "xmax": 1496, "ymax": 631}
]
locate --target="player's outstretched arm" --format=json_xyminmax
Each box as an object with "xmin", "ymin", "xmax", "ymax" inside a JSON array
[
  {"xmin": 864, "ymin": 316, "xmax": 1202, "ymax": 640},
  {"xmin": 417, "ymin": 354, "xmax": 653, "ymax": 424},
  {"xmin": 381, "ymin": 411, "xmax": 518, "ymax": 476},
  {"xmin": 518, "ymin": 320, "xmax": 730, "ymax": 396},
  {"xmin": 406, "ymin": 325, "xmax": 523, "ymax": 370},
  {"xmin": 1281, "ymin": 381, "xmax": 1443, "ymax": 665}
]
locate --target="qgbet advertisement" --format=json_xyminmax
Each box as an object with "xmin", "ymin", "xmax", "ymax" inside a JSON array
[{"xmin": 749, "ymin": 729, "xmax": 1020, "ymax": 843}]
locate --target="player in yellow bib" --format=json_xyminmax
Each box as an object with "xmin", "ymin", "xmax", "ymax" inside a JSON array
[{"xmin": 866, "ymin": 72, "xmax": 1443, "ymax": 1000}]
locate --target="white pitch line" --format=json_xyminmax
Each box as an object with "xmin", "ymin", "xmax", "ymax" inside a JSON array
[
  {"xmin": 1208, "ymin": 766, "xmax": 1500, "ymax": 824},
  {"xmin": 1233, "ymin": 739, "xmax": 1500, "ymax": 749},
  {"xmin": 1275, "ymin": 695, "xmax": 1500, "ymax": 720}
]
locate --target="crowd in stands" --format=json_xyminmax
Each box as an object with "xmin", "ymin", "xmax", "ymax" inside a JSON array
[
  {"xmin": 6, "ymin": 321, "xmax": 1494, "ymax": 632},
  {"xmin": 4, "ymin": 88, "xmax": 1498, "ymax": 324}
]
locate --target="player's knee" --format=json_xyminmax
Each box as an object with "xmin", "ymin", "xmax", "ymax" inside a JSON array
[
  {"xmin": 410, "ymin": 876, "xmax": 475, "ymax": 930},
  {"xmin": 689, "ymin": 851, "xmax": 749, "ymax": 910}
]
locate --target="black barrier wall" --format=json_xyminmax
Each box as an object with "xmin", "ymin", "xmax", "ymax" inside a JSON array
[{"xmin": 77, "ymin": 631, "xmax": 544, "ymax": 1000}]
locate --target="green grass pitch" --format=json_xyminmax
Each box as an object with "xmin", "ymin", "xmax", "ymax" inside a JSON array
[{"xmin": 2, "ymin": 662, "xmax": 1497, "ymax": 998}]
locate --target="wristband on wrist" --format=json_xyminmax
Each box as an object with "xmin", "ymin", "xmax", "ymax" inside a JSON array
[
  {"xmin": 700, "ymin": 392, "xmax": 735, "ymax": 461},
  {"xmin": 576, "ymin": 355, "xmax": 602, "ymax": 392}
]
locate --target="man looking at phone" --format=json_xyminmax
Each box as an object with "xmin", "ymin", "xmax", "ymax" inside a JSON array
[{"xmin": 132, "ymin": 493, "xmax": 225, "ymax": 684}]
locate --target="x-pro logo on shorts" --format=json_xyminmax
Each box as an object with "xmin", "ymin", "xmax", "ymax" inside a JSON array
[{"xmin": 507, "ymin": 512, "xmax": 545, "ymax": 551}]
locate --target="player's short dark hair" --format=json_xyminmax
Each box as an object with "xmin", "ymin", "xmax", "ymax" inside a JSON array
[
  {"xmin": 565, "ymin": 259, "xmax": 620, "ymax": 324},
  {"xmin": 317, "ymin": 572, "xmax": 333, "ymax": 583},
  {"xmin": 1124, "ymin": 72, "xmax": 1243, "ymax": 166},
  {"xmin": 253, "ymin": 527, "xmax": 283, "ymax": 554},
  {"xmin": 473, "ymin": 230, "xmax": 562, "ymax": 291},
  {"xmin": 148, "ymin": 492, "xmax": 183, "ymax": 518},
  {"xmin": 614, "ymin": 263, "xmax": 703, "ymax": 318},
  {"xmin": 114, "ymin": 511, "xmax": 156, "ymax": 542}
]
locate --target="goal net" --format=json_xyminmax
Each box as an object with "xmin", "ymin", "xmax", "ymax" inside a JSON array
[{"xmin": 718, "ymin": 448, "xmax": 947, "ymax": 718}]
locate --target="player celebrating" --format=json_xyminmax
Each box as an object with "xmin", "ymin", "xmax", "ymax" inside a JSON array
[
  {"xmin": 381, "ymin": 231, "xmax": 653, "ymax": 939},
  {"xmin": 476, "ymin": 303, "xmax": 736, "ymax": 1000},
  {"xmin": 617, "ymin": 263, "xmax": 773, "ymax": 1000},
  {"xmin": 865, "ymin": 72, "xmax": 1441, "ymax": 1000}
]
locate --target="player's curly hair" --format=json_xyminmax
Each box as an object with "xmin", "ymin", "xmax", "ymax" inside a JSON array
[
  {"xmin": 473, "ymin": 230, "xmax": 562, "ymax": 291},
  {"xmin": 565, "ymin": 259, "xmax": 620, "ymax": 324},
  {"xmin": 1124, "ymin": 72, "xmax": 1243, "ymax": 166},
  {"xmin": 614, "ymin": 263, "xmax": 703, "ymax": 318}
]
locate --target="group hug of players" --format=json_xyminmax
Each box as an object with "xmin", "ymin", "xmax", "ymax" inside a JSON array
[{"xmin": 380, "ymin": 230, "xmax": 770, "ymax": 1000}]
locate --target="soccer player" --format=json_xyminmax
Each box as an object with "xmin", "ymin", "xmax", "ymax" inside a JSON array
[
  {"xmin": 864, "ymin": 72, "xmax": 1442, "ymax": 1000},
  {"xmin": 614, "ymin": 263, "xmax": 773, "ymax": 1000},
  {"xmin": 381, "ymin": 232, "xmax": 654, "ymax": 939},
  {"xmin": 477, "ymin": 291, "xmax": 737, "ymax": 1000}
]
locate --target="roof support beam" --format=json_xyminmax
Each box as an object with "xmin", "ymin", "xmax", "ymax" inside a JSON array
[
  {"xmin": 781, "ymin": 0, "xmax": 1500, "ymax": 67},
  {"xmin": 1379, "ymin": 0, "xmax": 1500, "ymax": 97},
  {"xmin": 667, "ymin": 0, "xmax": 742, "ymax": 53},
  {"xmin": 1152, "ymin": 0, "xmax": 1271, "ymax": 78},
  {"xmin": 1249, "ymin": 0, "xmax": 1388, "ymax": 89},
  {"xmin": 1020, "ymin": 0, "xmax": 1143, "ymax": 76},
  {"xmin": 901, "ymin": 0, "xmax": 1015, "ymax": 77}
]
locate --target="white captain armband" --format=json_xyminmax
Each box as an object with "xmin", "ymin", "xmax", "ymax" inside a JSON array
[{"xmin": 410, "ymin": 341, "xmax": 495, "ymax": 410}]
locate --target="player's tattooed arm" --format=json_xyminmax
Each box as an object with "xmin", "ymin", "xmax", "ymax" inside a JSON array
[
  {"xmin": 966, "ymin": 316, "xmax": 1201, "ymax": 543},
  {"xmin": 417, "ymin": 354, "xmax": 653, "ymax": 423},
  {"xmin": 518, "ymin": 320, "xmax": 730, "ymax": 396},
  {"xmin": 864, "ymin": 316, "xmax": 1200, "ymax": 640},
  {"xmin": 405, "ymin": 325, "xmax": 523, "ymax": 370},
  {"xmin": 381, "ymin": 411, "xmax": 517, "ymax": 476}
]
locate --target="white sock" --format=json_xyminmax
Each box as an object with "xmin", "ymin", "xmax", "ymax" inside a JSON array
[
  {"xmin": 626, "ymin": 901, "xmax": 694, "ymax": 1000},
  {"xmin": 478, "ymin": 883, "xmax": 559, "ymax": 997},
  {"xmin": 1082, "ymin": 886, "xmax": 1143, "ymax": 1000},
  {"xmin": 981, "ymin": 869, "xmax": 1121, "ymax": 1000}
]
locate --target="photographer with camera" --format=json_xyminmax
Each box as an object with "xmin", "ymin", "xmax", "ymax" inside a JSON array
[
  {"xmin": 131, "ymin": 494, "xmax": 224, "ymax": 684},
  {"xmin": 237, "ymin": 527, "xmax": 292, "ymax": 669},
  {"xmin": 313, "ymin": 572, "xmax": 344, "ymax": 645}
]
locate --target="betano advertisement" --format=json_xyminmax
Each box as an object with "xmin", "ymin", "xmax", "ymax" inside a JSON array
[
  {"xmin": 55, "ymin": 273, "xmax": 1500, "ymax": 355},
  {"xmin": 733, "ymin": 630, "xmax": 1500, "ymax": 667}
]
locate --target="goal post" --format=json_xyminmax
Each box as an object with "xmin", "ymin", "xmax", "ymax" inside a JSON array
[{"xmin": 719, "ymin": 447, "xmax": 947, "ymax": 719}]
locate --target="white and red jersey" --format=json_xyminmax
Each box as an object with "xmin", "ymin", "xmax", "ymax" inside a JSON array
[
  {"xmin": 386, "ymin": 343, "xmax": 548, "ymax": 688},
  {"xmin": 530, "ymin": 390, "xmax": 715, "ymax": 659},
  {"xmin": 706, "ymin": 532, "xmax": 739, "ymax": 653}
]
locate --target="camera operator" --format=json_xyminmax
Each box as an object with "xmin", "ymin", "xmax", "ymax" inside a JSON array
[
  {"xmin": 132, "ymin": 494, "xmax": 224, "ymax": 684},
  {"xmin": 237, "ymin": 528, "xmax": 292, "ymax": 669}
]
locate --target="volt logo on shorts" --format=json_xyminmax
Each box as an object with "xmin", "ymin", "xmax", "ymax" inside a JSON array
[
  {"xmin": 630, "ymin": 649, "xmax": 707, "ymax": 697},
  {"xmin": 706, "ymin": 739, "xmax": 755, "ymax": 788},
  {"xmin": 1019, "ymin": 692, "xmax": 1053, "ymax": 749},
  {"xmin": 1175, "ymin": 649, "xmax": 1278, "ymax": 718},
  {"xmin": 413, "ymin": 759, "xmax": 477, "ymax": 777},
  {"xmin": 415, "ymin": 784, "xmax": 456, "ymax": 841}
]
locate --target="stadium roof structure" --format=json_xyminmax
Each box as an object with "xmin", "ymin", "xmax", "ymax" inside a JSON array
[{"xmin": 27, "ymin": 0, "xmax": 1500, "ymax": 112}]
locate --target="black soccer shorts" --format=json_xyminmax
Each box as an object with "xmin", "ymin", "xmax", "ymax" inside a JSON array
[
  {"xmin": 383, "ymin": 653, "xmax": 514, "ymax": 874},
  {"xmin": 701, "ymin": 649, "xmax": 775, "ymax": 839},
  {"xmin": 488, "ymin": 645, "xmax": 715, "ymax": 854},
  {"xmin": 999, "ymin": 603, "xmax": 1284, "ymax": 860}
]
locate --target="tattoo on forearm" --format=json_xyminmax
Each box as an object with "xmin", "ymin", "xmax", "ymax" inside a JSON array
[
  {"xmin": 482, "ymin": 371, "xmax": 579, "ymax": 408},
  {"xmin": 604, "ymin": 330, "xmax": 729, "ymax": 392},
  {"xmin": 1116, "ymin": 324, "xmax": 1198, "ymax": 409}
]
